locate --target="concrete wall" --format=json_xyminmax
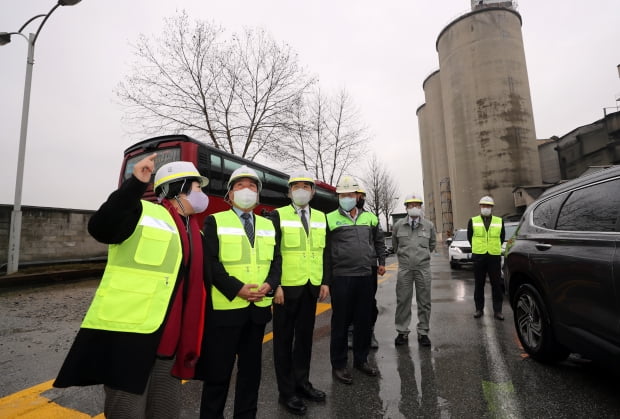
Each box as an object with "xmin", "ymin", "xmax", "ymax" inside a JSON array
[
  {"xmin": 436, "ymin": 7, "xmax": 541, "ymax": 227},
  {"xmin": 416, "ymin": 103, "xmax": 437, "ymax": 228},
  {"xmin": 0, "ymin": 205, "xmax": 107, "ymax": 268},
  {"xmin": 422, "ymin": 70, "xmax": 452, "ymax": 234},
  {"xmin": 538, "ymin": 139, "xmax": 561, "ymax": 184}
]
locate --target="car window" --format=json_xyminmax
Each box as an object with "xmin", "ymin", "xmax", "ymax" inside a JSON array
[
  {"xmin": 453, "ymin": 230, "xmax": 468, "ymax": 241},
  {"xmin": 532, "ymin": 194, "xmax": 566, "ymax": 229},
  {"xmin": 504, "ymin": 224, "xmax": 518, "ymax": 240},
  {"xmin": 556, "ymin": 178, "xmax": 620, "ymax": 232}
]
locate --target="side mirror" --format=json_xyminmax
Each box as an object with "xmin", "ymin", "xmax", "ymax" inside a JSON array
[{"xmin": 445, "ymin": 238, "xmax": 453, "ymax": 245}]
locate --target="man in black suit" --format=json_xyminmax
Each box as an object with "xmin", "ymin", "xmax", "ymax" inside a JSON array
[
  {"xmin": 195, "ymin": 165, "xmax": 281, "ymax": 419},
  {"xmin": 269, "ymin": 170, "xmax": 330, "ymax": 416}
]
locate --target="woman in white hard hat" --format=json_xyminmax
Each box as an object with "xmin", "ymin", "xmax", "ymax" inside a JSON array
[
  {"xmin": 195, "ymin": 165, "xmax": 280, "ymax": 419},
  {"xmin": 54, "ymin": 154, "xmax": 209, "ymax": 418}
]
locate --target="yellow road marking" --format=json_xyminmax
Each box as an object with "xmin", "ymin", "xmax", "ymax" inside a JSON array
[{"xmin": 3, "ymin": 264, "xmax": 398, "ymax": 416}]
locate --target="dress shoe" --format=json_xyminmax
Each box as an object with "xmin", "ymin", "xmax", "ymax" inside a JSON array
[
  {"xmin": 370, "ymin": 332, "xmax": 379, "ymax": 349},
  {"xmin": 278, "ymin": 395, "xmax": 307, "ymax": 416},
  {"xmin": 394, "ymin": 333, "xmax": 409, "ymax": 346},
  {"xmin": 473, "ymin": 310, "xmax": 483, "ymax": 318},
  {"xmin": 354, "ymin": 361, "xmax": 378, "ymax": 377},
  {"xmin": 297, "ymin": 383, "xmax": 326, "ymax": 402},
  {"xmin": 494, "ymin": 312, "xmax": 505, "ymax": 320},
  {"xmin": 332, "ymin": 368, "xmax": 353, "ymax": 385},
  {"xmin": 418, "ymin": 334, "xmax": 431, "ymax": 347}
]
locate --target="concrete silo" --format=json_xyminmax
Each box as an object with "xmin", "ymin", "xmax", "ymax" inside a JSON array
[
  {"xmin": 416, "ymin": 103, "xmax": 437, "ymax": 228},
  {"xmin": 436, "ymin": 6, "xmax": 541, "ymax": 228},
  {"xmin": 422, "ymin": 70, "xmax": 452, "ymax": 236}
]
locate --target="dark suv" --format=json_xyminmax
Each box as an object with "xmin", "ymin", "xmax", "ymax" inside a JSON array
[{"xmin": 504, "ymin": 166, "xmax": 620, "ymax": 367}]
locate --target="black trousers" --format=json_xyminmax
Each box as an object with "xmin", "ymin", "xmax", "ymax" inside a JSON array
[
  {"xmin": 199, "ymin": 319, "xmax": 267, "ymax": 419},
  {"xmin": 273, "ymin": 282, "xmax": 319, "ymax": 397},
  {"xmin": 371, "ymin": 265, "xmax": 379, "ymax": 326},
  {"xmin": 330, "ymin": 275, "xmax": 375, "ymax": 369},
  {"xmin": 473, "ymin": 253, "xmax": 503, "ymax": 313}
]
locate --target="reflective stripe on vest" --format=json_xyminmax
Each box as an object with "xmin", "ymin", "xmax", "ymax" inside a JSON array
[
  {"xmin": 326, "ymin": 210, "xmax": 378, "ymax": 230},
  {"xmin": 81, "ymin": 201, "xmax": 182, "ymax": 333},
  {"xmin": 471, "ymin": 215, "xmax": 502, "ymax": 255},
  {"xmin": 276, "ymin": 206, "xmax": 326, "ymax": 286},
  {"xmin": 212, "ymin": 210, "xmax": 275, "ymax": 309}
]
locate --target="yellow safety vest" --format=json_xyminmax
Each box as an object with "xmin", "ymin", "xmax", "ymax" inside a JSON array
[
  {"xmin": 82, "ymin": 201, "xmax": 182, "ymax": 333},
  {"xmin": 211, "ymin": 210, "xmax": 276, "ymax": 309},
  {"xmin": 471, "ymin": 215, "xmax": 502, "ymax": 255},
  {"xmin": 276, "ymin": 205, "xmax": 326, "ymax": 286}
]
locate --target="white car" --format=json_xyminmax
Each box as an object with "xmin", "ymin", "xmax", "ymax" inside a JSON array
[{"xmin": 447, "ymin": 229, "xmax": 472, "ymax": 269}]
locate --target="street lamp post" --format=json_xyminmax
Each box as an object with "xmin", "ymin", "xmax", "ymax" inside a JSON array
[{"xmin": 1, "ymin": 0, "xmax": 81, "ymax": 274}]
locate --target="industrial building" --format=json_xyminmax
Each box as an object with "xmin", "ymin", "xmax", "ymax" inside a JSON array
[{"xmin": 417, "ymin": 0, "xmax": 542, "ymax": 236}]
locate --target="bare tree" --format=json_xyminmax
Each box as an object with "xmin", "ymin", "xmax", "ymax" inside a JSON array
[
  {"xmin": 362, "ymin": 154, "xmax": 384, "ymax": 217},
  {"xmin": 274, "ymin": 88, "xmax": 368, "ymax": 183},
  {"xmin": 379, "ymin": 172, "xmax": 399, "ymax": 232},
  {"xmin": 362, "ymin": 154, "xmax": 399, "ymax": 231},
  {"xmin": 117, "ymin": 12, "xmax": 313, "ymax": 160}
]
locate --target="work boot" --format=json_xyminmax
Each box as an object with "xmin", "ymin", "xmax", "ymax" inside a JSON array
[
  {"xmin": 370, "ymin": 328, "xmax": 379, "ymax": 349},
  {"xmin": 394, "ymin": 333, "xmax": 408, "ymax": 346},
  {"xmin": 418, "ymin": 334, "xmax": 431, "ymax": 347},
  {"xmin": 347, "ymin": 326, "xmax": 353, "ymax": 349}
]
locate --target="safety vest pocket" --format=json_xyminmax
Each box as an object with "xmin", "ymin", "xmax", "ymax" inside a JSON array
[
  {"xmin": 258, "ymin": 235, "xmax": 275, "ymax": 261},
  {"xmin": 220, "ymin": 234, "xmax": 243, "ymax": 262},
  {"xmin": 283, "ymin": 227, "xmax": 301, "ymax": 248},
  {"xmin": 97, "ymin": 274, "xmax": 159, "ymax": 325},
  {"xmin": 312, "ymin": 229, "xmax": 326, "ymax": 248},
  {"xmin": 135, "ymin": 226, "xmax": 172, "ymax": 266}
]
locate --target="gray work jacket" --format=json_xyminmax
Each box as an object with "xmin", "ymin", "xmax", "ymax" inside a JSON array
[{"xmin": 392, "ymin": 217, "xmax": 436, "ymax": 268}]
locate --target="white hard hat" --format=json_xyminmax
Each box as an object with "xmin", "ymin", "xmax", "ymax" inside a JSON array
[
  {"xmin": 227, "ymin": 165, "xmax": 262, "ymax": 191},
  {"xmin": 356, "ymin": 185, "xmax": 366, "ymax": 195},
  {"xmin": 335, "ymin": 175, "xmax": 360, "ymax": 193},
  {"xmin": 404, "ymin": 193, "xmax": 423, "ymax": 205},
  {"xmin": 479, "ymin": 195, "xmax": 495, "ymax": 206},
  {"xmin": 154, "ymin": 161, "xmax": 209, "ymax": 190},
  {"xmin": 288, "ymin": 170, "xmax": 315, "ymax": 186}
]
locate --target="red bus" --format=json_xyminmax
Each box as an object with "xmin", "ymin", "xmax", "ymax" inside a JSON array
[{"xmin": 120, "ymin": 134, "xmax": 338, "ymax": 224}]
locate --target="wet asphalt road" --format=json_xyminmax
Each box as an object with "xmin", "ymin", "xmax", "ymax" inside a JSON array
[{"xmin": 1, "ymin": 250, "xmax": 620, "ymax": 418}]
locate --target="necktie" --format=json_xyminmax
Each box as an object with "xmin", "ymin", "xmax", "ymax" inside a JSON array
[
  {"xmin": 300, "ymin": 209, "xmax": 309, "ymax": 235},
  {"xmin": 241, "ymin": 213, "xmax": 254, "ymax": 245}
]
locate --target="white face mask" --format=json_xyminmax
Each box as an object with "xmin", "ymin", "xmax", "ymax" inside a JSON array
[
  {"xmin": 407, "ymin": 207, "xmax": 422, "ymax": 217},
  {"xmin": 187, "ymin": 191, "xmax": 209, "ymax": 214},
  {"xmin": 339, "ymin": 197, "xmax": 357, "ymax": 211},
  {"xmin": 481, "ymin": 207, "xmax": 492, "ymax": 216},
  {"xmin": 291, "ymin": 189, "xmax": 312, "ymax": 207},
  {"xmin": 233, "ymin": 188, "xmax": 258, "ymax": 209}
]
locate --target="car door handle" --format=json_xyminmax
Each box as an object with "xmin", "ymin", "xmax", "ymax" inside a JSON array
[{"xmin": 535, "ymin": 243, "xmax": 552, "ymax": 251}]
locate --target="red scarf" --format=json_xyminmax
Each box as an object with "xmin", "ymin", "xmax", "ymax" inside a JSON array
[{"xmin": 156, "ymin": 200, "xmax": 206, "ymax": 379}]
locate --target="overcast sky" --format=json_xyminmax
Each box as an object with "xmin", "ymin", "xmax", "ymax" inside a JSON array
[{"xmin": 1, "ymin": 0, "xmax": 618, "ymax": 211}]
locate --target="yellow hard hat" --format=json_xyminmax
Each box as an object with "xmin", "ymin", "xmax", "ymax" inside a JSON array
[
  {"xmin": 288, "ymin": 170, "xmax": 315, "ymax": 186},
  {"xmin": 335, "ymin": 175, "xmax": 360, "ymax": 193},
  {"xmin": 479, "ymin": 195, "xmax": 495, "ymax": 206},
  {"xmin": 227, "ymin": 165, "xmax": 262, "ymax": 191},
  {"xmin": 404, "ymin": 193, "xmax": 423, "ymax": 205},
  {"xmin": 154, "ymin": 161, "xmax": 209, "ymax": 190}
]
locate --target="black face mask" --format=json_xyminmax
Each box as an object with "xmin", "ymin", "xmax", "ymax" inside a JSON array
[{"xmin": 356, "ymin": 198, "xmax": 365, "ymax": 209}]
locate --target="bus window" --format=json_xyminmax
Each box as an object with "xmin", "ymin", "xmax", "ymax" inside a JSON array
[
  {"xmin": 261, "ymin": 172, "xmax": 289, "ymax": 208},
  {"xmin": 223, "ymin": 158, "xmax": 242, "ymax": 176},
  {"xmin": 124, "ymin": 147, "xmax": 181, "ymax": 182},
  {"xmin": 208, "ymin": 153, "xmax": 225, "ymax": 196},
  {"xmin": 121, "ymin": 134, "xmax": 338, "ymax": 216}
]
